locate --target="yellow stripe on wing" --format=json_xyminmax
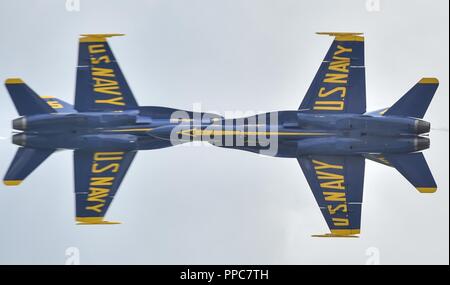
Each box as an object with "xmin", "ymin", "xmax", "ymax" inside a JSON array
[
  {"xmin": 178, "ymin": 129, "xmax": 332, "ymax": 137},
  {"xmin": 107, "ymin": 128, "xmax": 152, "ymax": 132}
]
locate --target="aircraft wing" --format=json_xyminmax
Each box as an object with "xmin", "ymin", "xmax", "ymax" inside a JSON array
[
  {"xmin": 297, "ymin": 155, "xmax": 365, "ymax": 237},
  {"xmin": 75, "ymin": 34, "xmax": 138, "ymax": 112},
  {"xmin": 74, "ymin": 150, "xmax": 137, "ymax": 224},
  {"xmin": 299, "ymin": 32, "xmax": 366, "ymax": 114}
]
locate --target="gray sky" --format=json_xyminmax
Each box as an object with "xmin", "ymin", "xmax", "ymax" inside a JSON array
[{"xmin": 0, "ymin": 0, "xmax": 448, "ymax": 265}]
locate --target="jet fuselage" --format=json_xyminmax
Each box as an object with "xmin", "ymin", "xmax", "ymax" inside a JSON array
[{"xmin": 11, "ymin": 107, "xmax": 431, "ymax": 158}]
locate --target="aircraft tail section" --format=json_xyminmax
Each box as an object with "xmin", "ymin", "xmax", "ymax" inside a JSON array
[
  {"xmin": 3, "ymin": 147, "xmax": 54, "ymax": 186},
  {"xmin": 384, "ymin": 78, "xmax": 439, "ymax": 119},
  {"xmin": 39, "ymin": 96, "xmax": 76, "ymax": 113},
  {"xmin": 5, "ymin": 78, "xmax": 55, "ymax": 116},
  {"xmin": 366, "ymin": 153, "xmax": 437, "ymax": 193}
]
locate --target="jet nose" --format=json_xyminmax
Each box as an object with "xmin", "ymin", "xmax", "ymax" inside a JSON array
[
  {"xmin": 12, "ymin": 133, "xmax": 26, "ymax": 146},
  {"xmin": 415, "ymin": 136, "xmax": 430, "ymax": 151},
  {"xmin": 415, "ymin": 120, "xmax": 431, "ymax": 134}
]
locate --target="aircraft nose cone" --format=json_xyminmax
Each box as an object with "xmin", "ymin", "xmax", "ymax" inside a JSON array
[
  {"xmin": 12, "ymin": 133, "xmax": 26, "ymax": 146},
  {"xmin": 415, "ymin": 136, "xmax": 430, "ymax": 151},
  {"xmin": 415, "ymin": 120, "xmax": 431, "ymax": 134}
]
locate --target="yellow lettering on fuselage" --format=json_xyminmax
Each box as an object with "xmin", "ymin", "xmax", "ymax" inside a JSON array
[
  {"xmin": 313, "ymin": 159, "xmax": 349, "ymax": 227},
  {"xmin": 87, "ymin": 44, "xmax": 125, "ymax": 106},
  {"xmin": 313, "ymin": 45, "xmax": 352, "ymax": 111},
  {"xmin": 85, "ymin": 152, "xmax": 124, "ymax": 214}
]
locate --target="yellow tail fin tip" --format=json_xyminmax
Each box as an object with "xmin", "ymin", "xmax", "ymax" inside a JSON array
[
  {"xmin": 417, "ymin": 187, "xmax": 437, "ymax": 193},
  {"xmin": 5, "ymin": 78, "xmax": 24, "ymax": 84},
  {"xmin": 3, "ymin": 180, "xmax": 22, "ymax": 186},
  {"xmin": 419, "ymin": 78, "xmax": 439, "ymax": 84}
]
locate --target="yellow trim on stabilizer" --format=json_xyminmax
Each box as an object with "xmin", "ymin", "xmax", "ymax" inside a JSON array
[
  {"xmin": 40, "ymin": 95, "xmax": 55, "ymax": 99},
  {"xmin": 79, "ymin": 33, "xmax": 125, "ymax": 43},
  {"xmin": 417, "ymin": 187, "xmax": 437, "ymax": 193},
  {"xmin": 5, "ymin": 78, "xmax": 24, "ymax": 84},
  {"xmin": 76, "ymin": 217, "xmax": 121, "ymax": 225},
  {"xmin": 419, "ymin": 78, "xmax": 439, "ymax": 84},
  {"xmin": 379, "ymin": 108, "xmax": 389, "ymax": 116},
  {"xmin": 3, "ymin": 180, "xmax": 22, "ymax": 186},
  {"xmin": 316, "ymin": 32, "xmax": 364, "ymax": 42}
]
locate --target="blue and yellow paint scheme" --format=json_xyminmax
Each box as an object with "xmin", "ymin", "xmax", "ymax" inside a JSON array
[{"xmin": 3, "ymin": 33, "xmax": 439, "ymax": 237}]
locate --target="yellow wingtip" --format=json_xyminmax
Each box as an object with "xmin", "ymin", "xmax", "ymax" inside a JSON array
[
  {"xmin": 417, "ymin": 187, "xmax": 437, "ymax": 193},
  {"xmin": 312, "ymin": 229, "xmax": 360, "ymax": 238},
  {"xmin": 316, "ymin": 32, "xmax": 364, "ymax": 36},
  {"xmin": 79, "ymin": 34, "xmax": 125, "ymax": 42},
  {"xmin": 419, "ymin": 78, "xmax": 439, "ymax": 84},
  {"xmin": 76, "ymin": 217, "xmax": 121, "ymax": 225},
  {"xmin": 3, "ymin": 180, "xmax": 22, "ymax": 186},
  {"xmin": 5, "ymin": 78, "xmax": 24, "ymax": 85},
  {"xmin": 316, "ymin": 32, "xmax": 364, "ymax": 42},
  {"xmin": 312, "ymin": 234, "xmax": 359, "ymax": 238}
]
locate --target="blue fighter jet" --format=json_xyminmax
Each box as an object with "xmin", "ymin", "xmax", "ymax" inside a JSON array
[{"xmin": 3, "ymin": 33, "xmax": 439, "ymax": 237}]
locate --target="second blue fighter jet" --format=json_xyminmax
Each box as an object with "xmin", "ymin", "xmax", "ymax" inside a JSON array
[{"xmin": 4, "ymin": 33, "xmax": 439, "ymax": 237}]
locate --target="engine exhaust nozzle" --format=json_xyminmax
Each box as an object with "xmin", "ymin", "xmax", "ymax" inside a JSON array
[
  {"xmin": 12, "ymin": 133, "xmax": 26, "ymax": 146},
  {"xmin": 415, "ymin": 120, "xmax": 431, "ymax": 134},
  {"xmin": 12, "ymin": 117, "xmax": 27, "ymax": 131},
  {"xmin": 414, "ymin": 136, "xmax": 430, "ymax": 151}
]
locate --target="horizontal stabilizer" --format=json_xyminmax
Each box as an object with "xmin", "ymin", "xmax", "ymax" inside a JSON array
[
  {"xmin": 384, "ymin": 152, "xmax": 437, "ymax": 193},
  {"xmin": 384, "ymin": 78, "xmax": 439, "ymax": 119},
  {"xmin": 40, "ymin": 96, "xmax": 76, "ymax": 113},
  {"xmin": 5, "ymin": 78, "xmax": 55, "ymax": 116},
  {"xmin": 4, "ymin": 147, "xmax": 54, "ymax": 186}
]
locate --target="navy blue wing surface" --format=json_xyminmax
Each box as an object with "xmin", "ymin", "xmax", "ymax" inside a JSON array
[
  {"xmin": 5, "ymin": 78, "xmax": 54, "ymax": 116},
  {"xmin": 297, "ymin": 155, "xmax": 365, "ymax": 237},
  {"xmin": 3, "ymin": 147, "xmax": 54, "ymax": 186},
  {"xmin": 299, "ymin": 33, "xmax": 366, "ymax": 114},
  {"xmin": 75, "ymin": 34, "xmax": 138, "ymax": 112},
  {"xmin": 384, "ymin": 153, "xmax": 437, "ymax": 193},
  {"xmin": 74, "ymin": 150, "xmax": 137, "ymax": 224},
  {"xmin": 384, "ymin": 78, "xmax": 439, "ymax": 119}
]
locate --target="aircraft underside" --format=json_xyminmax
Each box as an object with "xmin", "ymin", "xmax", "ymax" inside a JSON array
[{"xmin": 2, "ymin": 33, "xmax": 439, "ymax": 237}]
